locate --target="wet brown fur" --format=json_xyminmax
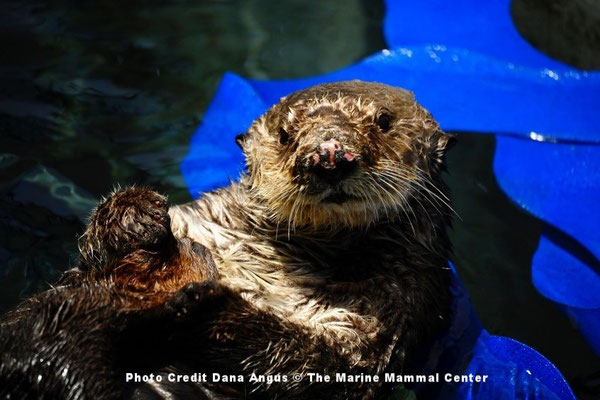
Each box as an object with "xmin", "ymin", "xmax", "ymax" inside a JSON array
[
  {"xmin": 74, "ymin": 188, "xmax": 218, "ymax": 308},
  {"xmin": 1, "ymin": 81, "xmax": 455, "ymax": 400},
  {"xmin": 0, "ymin": 188, "xmax": 222, "ymax": 400},
  {"xmin": 166, "ymin": 81, "xmax": 456, "ymax": 398}
]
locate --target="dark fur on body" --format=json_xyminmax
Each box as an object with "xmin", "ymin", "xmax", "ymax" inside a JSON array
[
  {"xmin": 0, "ymin": 188, "xmax": 226, "ymax": 399},
  {"xmin": 1, "ymin": 81, "xmax": 455, "ymax": 399}
]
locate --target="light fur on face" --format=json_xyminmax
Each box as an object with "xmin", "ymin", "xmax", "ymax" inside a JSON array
[{"xmin": 239, "ymin": 81, "xmax": 454, "ymax": 232}]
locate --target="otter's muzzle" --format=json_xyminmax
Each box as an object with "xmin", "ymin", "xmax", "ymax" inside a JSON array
[{"xmin": 308, "ymin": 138, "xmax": 357, "ymax": 183}]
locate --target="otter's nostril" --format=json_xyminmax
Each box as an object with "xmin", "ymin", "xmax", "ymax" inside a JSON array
[
  {"xmin": 315, "ymin": 139, "xmax": 343, "ymax": 168},
  {"xmin": 279, "ymin": 128, "xmax": 289, "ymax": 145},
  {"xmin": 302, "ymin": 138, "xmax": 358, "ymax": 183},
  {"xmin": 308, "ymin": 149, "xmax": 358, "ymax": 184}
]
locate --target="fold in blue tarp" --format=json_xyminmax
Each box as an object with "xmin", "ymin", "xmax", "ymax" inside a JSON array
[{"xmin": 494, "ymin": 136, "xmax": 600, "ymax": 356}]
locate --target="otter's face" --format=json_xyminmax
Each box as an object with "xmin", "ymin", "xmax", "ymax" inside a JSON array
[{"xmin": 239, "ymin": 81, "xmax": 454, "ymax": 229}]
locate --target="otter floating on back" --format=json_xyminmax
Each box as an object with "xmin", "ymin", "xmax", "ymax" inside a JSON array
[
  {"xmin": 167, "ymin": 80, "xmax": 456, "ymax": 398},
  {"xmin": 1, "ymin": 81, "xmax": 456, "ymax": 400}
]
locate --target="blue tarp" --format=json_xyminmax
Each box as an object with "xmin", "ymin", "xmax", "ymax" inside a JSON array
[
  {"xmin": 181, "ymin": 72, "xmax": 576, "ymax": 400},
  {"xmin": 382, "ymin": 1, "xmax": 600, "ymax": 358},
  {"xmin": 181, "ymin": 0, "xmax": 599, "ymax": 398}
]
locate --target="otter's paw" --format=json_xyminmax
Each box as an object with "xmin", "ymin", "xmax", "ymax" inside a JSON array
[
  {"xmin": 80, "ymin": 187, "xmax": 175, "ymax": 268},
  {"xmin": 165, "ymin": 282, "xmax": 223, "ymax": 321}
]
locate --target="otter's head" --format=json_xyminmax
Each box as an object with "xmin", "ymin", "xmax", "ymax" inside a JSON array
[{"xmin": 238, "ymin": 81, "xmax": 455, "ymax": 230}]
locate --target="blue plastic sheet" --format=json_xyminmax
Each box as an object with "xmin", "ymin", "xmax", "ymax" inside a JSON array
[
  {"xmin": 412, "ymin": 263, "xmax": 575, "ymax": 400},
  {"xmin": 381, "ymin": 0, "xmax": 600, "ymax": 357},
  {"xmin": 180, "ymin": 0, "xmax": 600, "ymax": 398},
  {"xmin": 181, "ymin": 73, "xmax": 576, "ymax": 399},
  {"xmin": 249, "ymin": 49, "xmax": 600, "ymax": 143},
  {"xmin": 384, "ymin": 0, "xmax": 573, "ymax": 70},
  {"xmin": 494, "ymin": 136, "xmax": 600, "ymax": 355}
]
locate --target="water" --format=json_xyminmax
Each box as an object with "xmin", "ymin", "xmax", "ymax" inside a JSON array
[
  {"xmin": 0, "ymin": 0, "xmax": 385, "ymax": 304},
  {"xmin": 1, "ymin": 0, "xmax": 598, "ymax": 398}
]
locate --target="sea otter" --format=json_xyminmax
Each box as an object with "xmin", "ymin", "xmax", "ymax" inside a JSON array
[
  {"xmin": 0, "ymin": 81, "xmax": 455, "ymax": 399},
  {"xmin": 165, "ymin": 80, "xmax": 455, "ymax": 398}
]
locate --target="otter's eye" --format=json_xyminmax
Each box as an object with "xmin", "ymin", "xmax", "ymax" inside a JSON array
[
  {"xmin": 376, "ymin": 113, "xmax": 392, "ymax": 132},
  {"xmin": 279, "ymin": 127, "xmax": 289, "ymax": 145}
]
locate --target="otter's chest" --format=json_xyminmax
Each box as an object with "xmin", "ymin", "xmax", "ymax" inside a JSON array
[{"xmin": 213, "ymin": 232, "xmax": 404, "ymax": 329}]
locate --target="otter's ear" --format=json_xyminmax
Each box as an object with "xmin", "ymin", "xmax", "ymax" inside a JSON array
[
  {"xmin": 235, "ymin": 132, "xmax": 247, "ymax": 150},
  {"xmin": 430, "ymin": 132, "xmax": 456, "ymax": 168},
  {"xmin": 439, "ymin": 134, "xmax": 457, "ymax": 152}
]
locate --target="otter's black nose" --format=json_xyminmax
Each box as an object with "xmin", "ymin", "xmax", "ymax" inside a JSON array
[{"xmin": 309, "ymin": 139, "xmax": 357, "ymax": 182}]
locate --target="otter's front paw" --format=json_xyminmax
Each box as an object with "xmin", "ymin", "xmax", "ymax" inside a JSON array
[
  {"xmin": 165, "ymin": 282, "xmax": 224, "ymax": 322},
  {"xmin": 80, "ymin": 187, "xmax": 175, "ymax": 269}
]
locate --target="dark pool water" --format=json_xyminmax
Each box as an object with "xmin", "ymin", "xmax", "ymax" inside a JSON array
[{"xmin": 1, "ymin": 0, "xmax": 598, "ymax": 398}]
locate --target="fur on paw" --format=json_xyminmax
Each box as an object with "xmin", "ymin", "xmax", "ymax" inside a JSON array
[{"xmin": 80, "ymin": 187, "xmax": 175, "ymax": 269}]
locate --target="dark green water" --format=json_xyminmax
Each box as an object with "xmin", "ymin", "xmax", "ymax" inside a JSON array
[{"xmin": 1, "ymin": 0, "xmax": 598, "ymax": 397}]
